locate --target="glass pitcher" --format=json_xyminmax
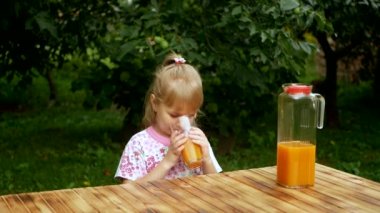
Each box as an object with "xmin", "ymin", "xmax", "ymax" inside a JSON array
[{"xmin": 276, "ymin": 83, "xmax": 325, "ymax": 188}]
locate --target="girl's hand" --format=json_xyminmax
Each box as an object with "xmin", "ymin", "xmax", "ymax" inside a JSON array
[
  {"xmin": 163, "ymin": 129, "xmax": 187, "ymax": 166},
  {"xmin": 188, "ymin": 127, "xmax": 218, "ymax": 174},
  {"xmin": 188, "ymin": 127, "xmax": 211, "ymax": 161}
]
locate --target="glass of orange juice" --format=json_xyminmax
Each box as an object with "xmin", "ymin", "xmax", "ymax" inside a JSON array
[{"xmin": 179, "ymin": 116, "xmax": 202, "ymax": 169}]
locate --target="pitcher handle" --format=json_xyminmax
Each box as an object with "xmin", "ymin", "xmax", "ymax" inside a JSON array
[{"xmin": 312, "ymin": 93, "xmax": 325, "ymax": 129}]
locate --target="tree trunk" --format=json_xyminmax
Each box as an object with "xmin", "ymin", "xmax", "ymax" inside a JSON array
[
  {"xmin": 374, "ymin": 48, "xmax": 380, "ymax": 96},
  {"xmin": 217, "ymin": 135, "xmax": 237, "ymax": 155},
  {"xmin": 316, "ymin": 32, "xmax": 340, "ymax": 128},
  {"xmin": 45, "ymin": 69, "xmax": 57, "ymax": 106}
]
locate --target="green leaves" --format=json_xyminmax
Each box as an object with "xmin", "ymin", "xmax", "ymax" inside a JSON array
[
  {"xmin": 95, "ymin": 0, "xmax": 322, "ymax": 140},
  {"xmin": 27, "ymin": 12, "xmax": 58, "ymax": 39},
  {"xmin": 231, "ymin": 5, "xmax": 242, "ymax": 16},
  {"xmin": 117, "ymin": 40, "xmax": 140, "ymax": 61},
  {"xmin": 280, "ymin": 0, "xmax": 300, "ymax": 11},
  {"xmin": 1, "ymin": 0, "xmax": 329, "ymax": 148}
]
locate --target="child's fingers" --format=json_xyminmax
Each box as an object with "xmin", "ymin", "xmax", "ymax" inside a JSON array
[
  {"xmin": 169, "ymin": 133, "xmax": 187, "ymax": 155},
  {"xmin": 189, "ymin": 129, "xmax": 208, "ymax": 145}
]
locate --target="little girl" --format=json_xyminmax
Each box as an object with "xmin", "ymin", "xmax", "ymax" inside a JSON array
[{"xmin": 114, "ymin": 53, "xmax": 222, "ymax": 183}]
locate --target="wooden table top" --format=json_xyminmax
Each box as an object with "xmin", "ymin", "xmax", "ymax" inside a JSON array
[{"xmin": 1, "ymin": 164, "xmax": 380, "ymax": 212}]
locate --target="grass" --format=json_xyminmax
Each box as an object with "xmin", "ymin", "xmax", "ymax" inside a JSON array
[
  {"xmin": 0, "ymin": 74, "xmax": 126, "ymax": 195},
  {"xmin": 317, "ymin": 83, "xmax": 380, "ymax": 180},
  {"xmin": 0, "ymin": 108, "xmax": 126, "ymax": 194},
  {"xmin": 1, "ymin": 75, "xmax": 379, "ymax": 195}
]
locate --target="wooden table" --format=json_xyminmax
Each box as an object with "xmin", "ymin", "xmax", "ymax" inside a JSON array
[{"xmin": 1, "ymin": 164, "xmax": 380, "ymax": 212}]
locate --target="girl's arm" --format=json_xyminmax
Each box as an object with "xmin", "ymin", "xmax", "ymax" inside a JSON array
[
  {"xmin": 133, "ymin": 156, "xmax": 176, "ymax": 183},
  {"xmin": 201, "ymin": 154, "xmax": 218, "ymax": 174},
  {"xmin": 133, "ymin": 131, "xmax": 187, "ymax": 183},
  {"xmin": 120, "ymin": 157, "xmax": 176, "ymax": 183}
]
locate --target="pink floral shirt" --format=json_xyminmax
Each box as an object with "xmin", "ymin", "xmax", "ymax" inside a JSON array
[{"xmin": 115, "ymin": 126, "xmax": 222, "ymax": 181}]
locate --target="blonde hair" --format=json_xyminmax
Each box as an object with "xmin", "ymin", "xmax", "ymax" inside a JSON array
[{"xmin": 142, "ymin": 53, "xmax": 203, "ymax": 127}]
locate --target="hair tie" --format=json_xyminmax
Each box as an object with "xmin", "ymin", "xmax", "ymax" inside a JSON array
[{"xmin": 174, "ymin": 57, "xmax": 186, "ymax": 64}]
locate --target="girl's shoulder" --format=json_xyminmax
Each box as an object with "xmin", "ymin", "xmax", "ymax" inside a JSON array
[
  {"xmin": 129, "ymin": 128, "xmax": 150, "ymax": 143},
  {"xmin": 127, "ymin": 126, "xmax": 170, "ymax": 148},
  {"xmin": 121, "ymin": 129, "xmax": 151, "ymax": 151}
]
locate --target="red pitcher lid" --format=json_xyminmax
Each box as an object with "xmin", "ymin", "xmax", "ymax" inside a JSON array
[{"xmin": 283, "ymin": 83, "xmax": 312, "ymax": 95}]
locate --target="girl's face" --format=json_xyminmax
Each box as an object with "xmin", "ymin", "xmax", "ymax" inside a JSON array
[{"xmin": 150, "ymin": 94, "xmax": 197, "ymax": 137}]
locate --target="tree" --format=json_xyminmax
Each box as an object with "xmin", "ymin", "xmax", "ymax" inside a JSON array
[
  {"xmin": 0, "ymin": 0, "xmax": 119, "ymax": 104},
  {"xmin": 0, "ymin": 0, "xmax": 329, "ymax": 151},
  {"xmin": 306, "ymin": 0, "xmax": 380, "ymax": 127},
  {"xmin": 71, "ymin": 0, "xmax": 326, "ymax": 151}
]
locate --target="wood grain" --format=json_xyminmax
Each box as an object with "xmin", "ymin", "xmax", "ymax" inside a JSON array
[{"xmin": 1, "ymin": 164, "xmax": 379, "ymax": 212}]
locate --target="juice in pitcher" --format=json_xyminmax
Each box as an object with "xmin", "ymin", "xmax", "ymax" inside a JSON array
[{"xmin": 277, "ymin": 141, "xmax": 316, "ymax": 188}]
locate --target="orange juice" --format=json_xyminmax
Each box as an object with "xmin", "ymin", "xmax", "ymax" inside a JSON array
[
  {"xmin": 182, "ymin": 139, "xmax": 202, "ymax": 169},
  {"xmin": 277, "ymin": 141, "xmax": 316, "ymax": 188}
]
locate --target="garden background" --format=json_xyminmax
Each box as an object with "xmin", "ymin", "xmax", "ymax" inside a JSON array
[{"xmin": 1, "ymin": 0, "xmax": 379, "ymax": 195}]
